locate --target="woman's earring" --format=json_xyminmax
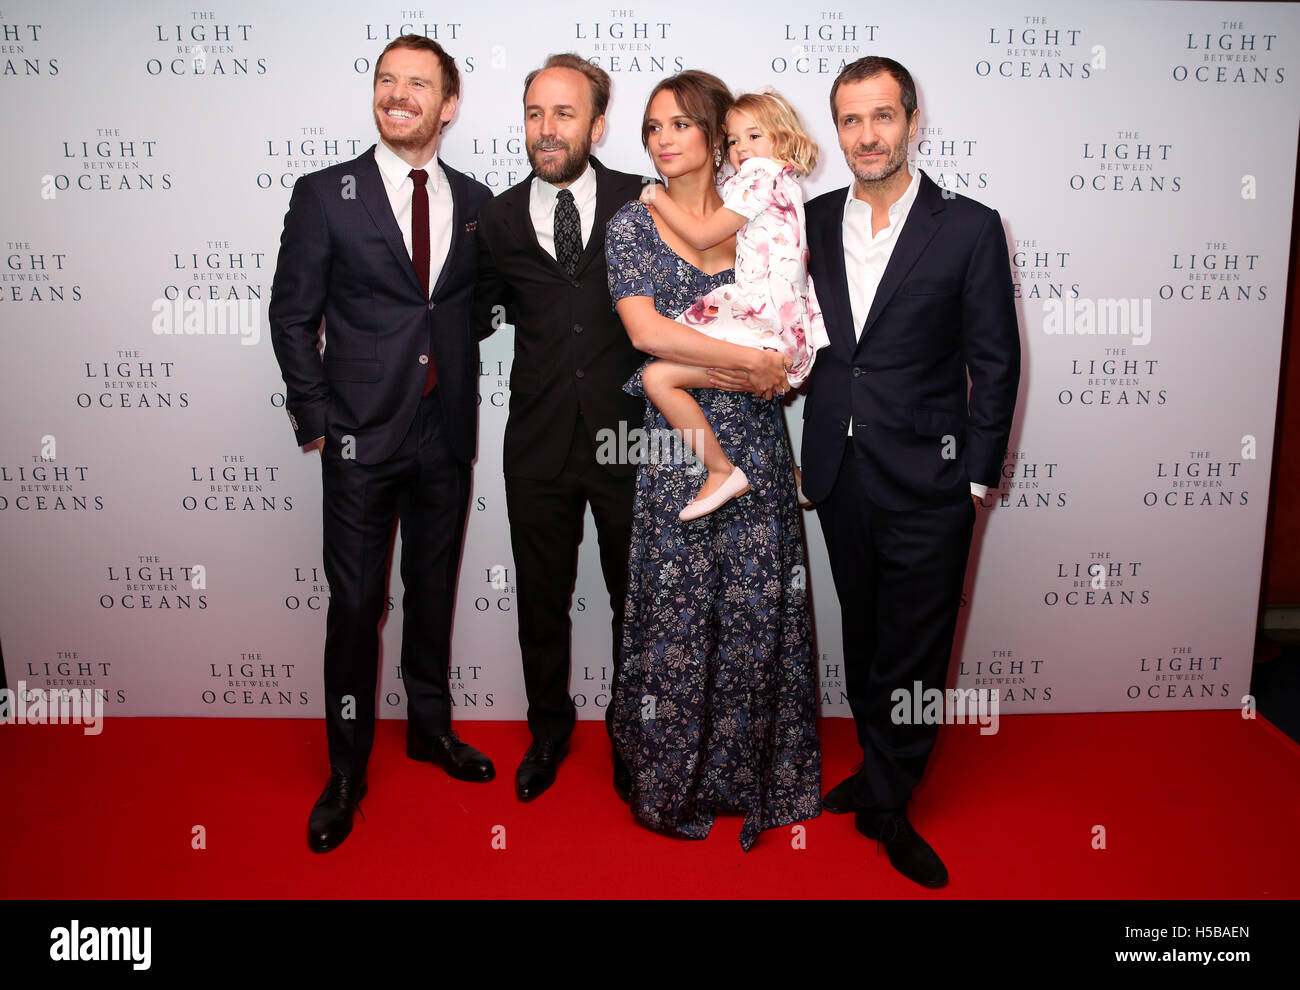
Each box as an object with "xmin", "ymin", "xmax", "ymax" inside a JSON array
[{"xmin": 714, "ymin": 147, "xmax": 722, "ymax": 169}]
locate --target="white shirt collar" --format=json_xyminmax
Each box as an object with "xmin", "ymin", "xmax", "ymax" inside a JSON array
[
  {"xmin": 531, "ymin": 160, "xmax": 596, "ymax": 214},
  {"xmin": 374, "ymin": 139, "xmax": 440, "ymax": 193},
  {"xmin": 844, "ymin": 161, "xmax": 920, "ymax": 221}
]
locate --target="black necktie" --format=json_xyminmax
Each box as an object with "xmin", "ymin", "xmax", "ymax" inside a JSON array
[
  {"xmin": 554, "ymin": 188, "xmax": 581, "ymax": 277},
  {"xmin": 409, "ymin": 168, "xmax": 437, "ymax": 395}
]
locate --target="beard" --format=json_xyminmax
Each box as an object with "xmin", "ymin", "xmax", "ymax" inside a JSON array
[
  {"xmin": 845, "ymin": 137, "xmax": 909, "ymax": 186},
  {"xmin": 528, "ymin": 132, "xmax": 592, "ymax": 185},
  {"xmin": 374, "ymin": 102, "xmax": 441, "ymax": 152}
]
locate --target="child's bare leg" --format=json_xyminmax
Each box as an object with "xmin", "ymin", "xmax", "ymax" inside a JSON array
[{"xmin": 642, "ymin": 360, "xmax": 735, "ymax": 502}]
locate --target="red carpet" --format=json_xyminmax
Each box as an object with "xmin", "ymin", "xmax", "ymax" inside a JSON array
[{"xmin": 3, "ymin": 712, "xmax": 1298, "ymax": 898}]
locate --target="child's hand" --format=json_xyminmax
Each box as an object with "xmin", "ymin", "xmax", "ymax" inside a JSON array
[{"xmin": 639, "ymin": 183, "xmax": 658, "ymax": 206}]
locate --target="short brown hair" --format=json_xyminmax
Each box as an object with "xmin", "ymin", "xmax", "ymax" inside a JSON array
[
  {"xmin": 829, "ymin": 56, "xmax": 917, "ymax": 125},
  {"xmin": 730, "ymin": 91, "xmax": 819, "ymax": 176},
  {"xmin": 641, "ymin": 70, "xmax": 732, "ymax": 175},
  {"xmin": 374, "ymin": 34, "xmax": 460, "ymax": 100},
  {"xmin": 524, "ymin": 54, "xmax": 611, "ymax": 119}
]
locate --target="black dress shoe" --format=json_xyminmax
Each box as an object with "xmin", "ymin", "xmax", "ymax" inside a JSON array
[
  {"xmin": 515, "ymin": 737, "xmax": 569, "ymax": 801},
  {"xmin": 822, "ymin": 773, "xmax": 857, "ymax": 814},
  {"xmin": 307, "ymin": 774, "xmax": 366, "ymax": 854},
  {"xmin": 407, "ymin": 731, "xmax": 495, "ymax": 782},
  {"xmin": 613, "ymin": 755, "xmax": 632, "ymax": 805},
  {"xmin": 855, "ymin": 810, "xmax": 948, "ymax": 888}
]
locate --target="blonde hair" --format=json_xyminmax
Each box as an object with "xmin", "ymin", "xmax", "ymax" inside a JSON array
[{"xmin": 728, "ymin": 90, "xmax": 818, "ymax": 176}]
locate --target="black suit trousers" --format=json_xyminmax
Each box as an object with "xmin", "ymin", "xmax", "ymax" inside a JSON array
[
  {"xmin": 319, "ymin": 388, "xmax": 470, "ymax": 777},
  {"xmin": 815, "ymin": 441, "xmax": 975, "ymax": 812},
  {"xmin": 504, "ymin": 418, "xmax": 634, "ymax": 744}
]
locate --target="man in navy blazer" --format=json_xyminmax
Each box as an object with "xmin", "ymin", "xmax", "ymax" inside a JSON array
[
  {"xmin": 800, "ymin": 57, "xmax": 1019, "ymax": 887},
  {"xmin": 269, "ymin": 35, "xmax": 495, "ymax": 854}
]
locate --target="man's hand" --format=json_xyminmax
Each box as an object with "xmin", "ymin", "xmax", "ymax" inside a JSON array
[
  {"xmin": 305, "ymin": 437, "xmax": 324, "ymax": 454},
  {"xmin": 972, "ymin": 493, "xmax": 982, "ymax": 508}
]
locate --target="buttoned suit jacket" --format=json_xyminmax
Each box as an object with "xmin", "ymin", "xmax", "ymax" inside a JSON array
[
  {"xmin": 800, "ymin": 172, "xmax": 1020, "ymax": 511},
  {"xmin": 473, "ymin": 157, "xmax": 647, "ymax": 481},
  {"xmin": 270, "ymin": 145, "xmax": 493, "ymax": 465}
]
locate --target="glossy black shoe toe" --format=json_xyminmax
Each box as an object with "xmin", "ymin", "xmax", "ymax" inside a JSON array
[
  {"xmin": 307, "ymin": 773, "xmax": 367, "ymax": 854},
  {"xmin": 822, "ymin": 773, "xmax": 857, "ymax": 814},
  {"xmin": 855, "ymin": 811, "xmax": 948, "ymax": 888},
  {"xmin": 515, "ymin": 737, "xmax": 569, "ymax": 801},
  {"xmin": 408, "ymin": 731, "xmax": 495, "ymax": 782}
]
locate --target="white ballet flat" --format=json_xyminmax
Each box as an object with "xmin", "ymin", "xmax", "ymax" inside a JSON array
[{"xmin": 679, "ymin": 467, "xmax": 750, "ymax": 521}]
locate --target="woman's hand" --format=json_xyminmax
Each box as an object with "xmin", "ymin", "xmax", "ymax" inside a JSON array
[
  {"xmin": 715, "ymin": 348, "xmax": 788, "ymax": 399},
  {"xmin": 639, "ymin": 183, "xmax": 658, "ymax": 207}
]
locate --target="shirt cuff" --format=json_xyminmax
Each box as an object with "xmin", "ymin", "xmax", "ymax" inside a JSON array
[{"xmin": 970, "ymin": 482, "xmax": 988, "ymax": 499}]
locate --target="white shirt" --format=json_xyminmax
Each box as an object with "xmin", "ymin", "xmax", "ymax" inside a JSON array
[
  {"xmin": 529, "ymin": 160, "xmax": 597, "ymax": 260},
  {"xmin": 842, "ymin": 164, "xmax": 986, "ymax": 498},
  {"xmin": 844, "ymin": 162, "xmax": 922, "ymax": 340},
  {"xmin": 374, "ymin": 140, "xmax": 452, "ymax": 296}
]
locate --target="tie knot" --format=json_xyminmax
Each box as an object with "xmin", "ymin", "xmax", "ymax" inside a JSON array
[
  {"xmin": 557, "ymin": 188, "xmax": 575, "ymax": 205},
  {"xmin": 409, "ymin": 168, "xmax": 429, "ymax": 187}
]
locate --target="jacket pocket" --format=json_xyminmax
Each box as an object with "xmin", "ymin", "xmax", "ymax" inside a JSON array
[
  {"xmin": 898, "ymin": 278, "xmax": 959, "ymax": 296},
  {"xmin": 913, "ymin": 407, "xmax": 964, "ymax": 437},
  {"xmin": 324, "ymin": 357, "xmax": 383, "ymax": 383}
]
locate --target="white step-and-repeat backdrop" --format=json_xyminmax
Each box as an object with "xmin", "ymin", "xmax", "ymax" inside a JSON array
[{"xmin": 1, "ymin": 1, "xmax": 1297, "ymax": 720}]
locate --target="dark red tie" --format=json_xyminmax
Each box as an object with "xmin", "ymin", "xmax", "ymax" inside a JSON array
[{"xmin": 409, "ymin": 167, "xmax": 437, "ymax": 395}]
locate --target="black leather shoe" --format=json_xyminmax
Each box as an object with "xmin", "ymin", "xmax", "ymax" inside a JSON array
[
  {"xmin": 407, "ymin": 731, "xmax": 495, "ymax": 782},
  {"xmin": 613, "ymin": 755, "xmax": 631, "ymax": 805},
  {"xmin": 822, "ymin": 762, "xmax": 863, "ymax": 813},
  {"xmin": 515, "ymin": 737, "xmax": 569, "ymax": 801},
  {"xmin": 855, "ymin": 810, "xmax": 948, "ymax": 888},
  {"xmin": 307, "ymin": 774, "xmax": 367, "ymax": 853}
]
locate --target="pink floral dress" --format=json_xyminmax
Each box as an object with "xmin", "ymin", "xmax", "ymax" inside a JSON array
[{"xmin": 675, "ymin": 157, "xmax": 830, "ymax": 386}]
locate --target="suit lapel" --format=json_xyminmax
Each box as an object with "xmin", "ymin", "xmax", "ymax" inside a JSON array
[
  {"xmin": 431, "ymin": 157, "xmax": 463, "ymax": 299},
  {"xmin": 355, "ymin": 147, "xmax": 425, "ymax": 298},
  {"xmin": 814, "ymin": 191, "xmax": 857, "ymax": 359},
  {"xmin": 857, "ymin": 173, "xmax": 945, "ymax": 346},
  {"xmin": 503, "ymin": 171, "xmax": 564, "ymax": 278},
  {"xmin": 575, "ymin": 157, "xmax": 617, "ymax": 274}
]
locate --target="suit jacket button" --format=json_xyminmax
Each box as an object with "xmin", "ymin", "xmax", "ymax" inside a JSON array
[
  {"xmin": 575, "ymin": 369, "xmax": 585, "ymax": 379},
  {"xmin": 571, "ymin": 280, "xmax": 580, "ymax": 288},
  {"xmin": 838, "ymin": 419, "xmax": 848, "ymax": 430},
  {"xmin": 427, "ymin": 300, "xmax": 436, "ymax": 311},
  {"xmin": 418, "ymin": 354, "xmax": 429, "ymax": 365},
  {"xmin": 853, "ymin": 367, "xmax": 863, "ymax": 377},
  {"xmin": 573, "ymin": 323, "xmax": 583, "ymax": 333}
]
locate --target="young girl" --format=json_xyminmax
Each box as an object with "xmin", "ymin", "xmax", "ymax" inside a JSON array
[{"xmin": 640, "ymin": 89, "xmax": 829, "ymax": 521}]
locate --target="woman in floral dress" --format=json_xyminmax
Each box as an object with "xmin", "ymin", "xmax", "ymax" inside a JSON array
[{"xmin": 605, "ymin": 70, "xmax": 821, "ymax": 851}]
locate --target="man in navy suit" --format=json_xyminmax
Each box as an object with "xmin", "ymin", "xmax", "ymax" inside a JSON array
[
  {"xmin": 798, "ymin": 57, "xmax": 1019, "ymax": 887},
  {"xmin": 269, "ymin": 35, "xmax": 495, "ymax": 854}
]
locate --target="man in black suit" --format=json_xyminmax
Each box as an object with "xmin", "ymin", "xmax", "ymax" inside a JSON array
[
  {"xmin": 475, "ymin": 54, "xmax": 645, "ymax": 802},
  {"xmin": 270, "ymin": 35, "xmax": 495, "ymax": 854},
  {"xmin": 799, "ymin": 57, "xmax": 1019, "ymax": 887}
]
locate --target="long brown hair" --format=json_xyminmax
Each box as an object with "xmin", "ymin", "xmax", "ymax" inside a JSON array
[{"xmin": 640, "ymin": 70, "xmax": 732, "ymax": 176}]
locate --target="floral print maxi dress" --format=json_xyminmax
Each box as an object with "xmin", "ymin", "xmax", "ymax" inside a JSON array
[{"xmin": 605, "ymin": 199, "xmax": 821, "ymax": 851}]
